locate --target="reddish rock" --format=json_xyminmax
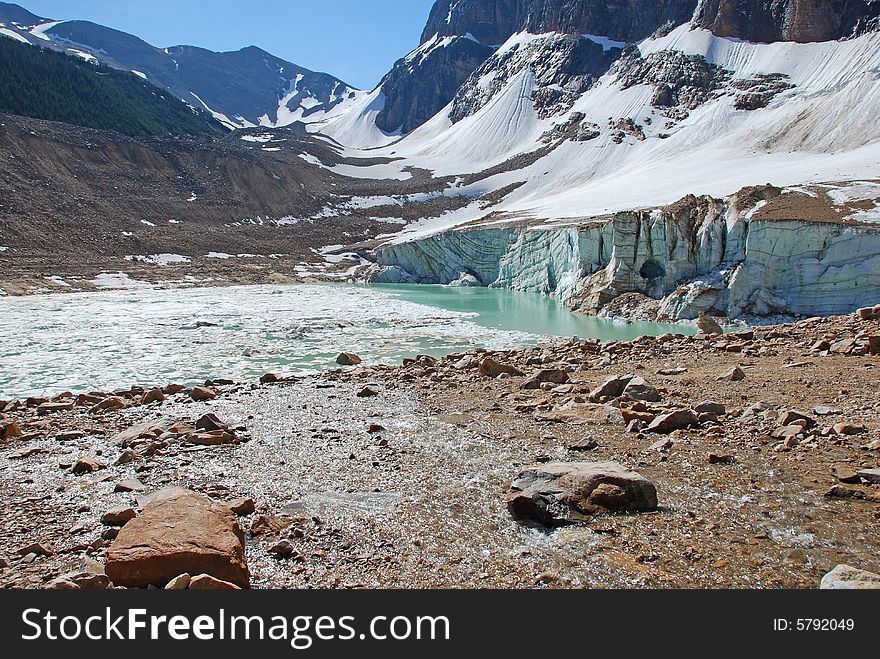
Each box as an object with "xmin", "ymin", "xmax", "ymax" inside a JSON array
[
  {"xmin": 190, "ymin": 386, "xmax": 216, "ymax": 402},
  {"xmin": 105, "ymin": 489, "xmax": 249, "ymax": 589}
]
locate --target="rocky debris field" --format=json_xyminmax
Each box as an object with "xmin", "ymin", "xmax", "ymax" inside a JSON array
[{"xmin": 1, "ymin": 310, "xmax": 880, "ymax": 589}]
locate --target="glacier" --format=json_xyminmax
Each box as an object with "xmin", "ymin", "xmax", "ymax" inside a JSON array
[{"xmin": 371, "ymin": 187, "xmax": 880, "ymax": 320}]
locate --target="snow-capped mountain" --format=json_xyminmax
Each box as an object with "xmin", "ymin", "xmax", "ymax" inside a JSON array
[
  {"xmin": 0, "ymin": 2, "xmax": 360, "ymax": 129},
  {"xmin": 310, "ymin": 0, "xmax": 880, "ymax": 226}
]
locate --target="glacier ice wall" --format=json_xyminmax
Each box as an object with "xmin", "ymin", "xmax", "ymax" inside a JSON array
[{"xmin": 371, "ymin": 190, "xmax": 880, "ymax": 320}]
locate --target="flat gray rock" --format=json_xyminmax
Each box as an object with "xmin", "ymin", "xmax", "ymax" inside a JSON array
[{"xmin": 820, "ymin": 564, "xmax": 880, "ymax": 589}]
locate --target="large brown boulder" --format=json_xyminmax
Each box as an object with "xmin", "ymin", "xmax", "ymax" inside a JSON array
[
  {"xmin": 105, "ymin": 489, "xmax": 249, "ymax": 589},
  {"xmin": 507, "ymin": 461, "xmax": 658, "ymax": 526}
]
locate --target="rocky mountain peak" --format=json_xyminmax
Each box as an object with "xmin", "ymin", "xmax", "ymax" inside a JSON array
[
  {"xmin": 379, "ymin": 0, "xmax": 701, "ymax": 135},
  {"xmin": 422, "ymin": 0, "xmax": 700, "ymax": 45}
]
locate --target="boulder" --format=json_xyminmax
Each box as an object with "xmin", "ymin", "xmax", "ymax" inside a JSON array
[
  {"xmin": 833, "ymin": 423, "xmax": 868, "ymax": 436},
  {"xmin": 37, "ymin": 401, "xmax": 75, "ymax": 416},
  {"xmin": 507, "ymin": 461, "xmax": 658, "ymax": 526},
  {"xmin": 164, "ymin": 573, "xmax": 192, "ymax": 590},
  {"xmin": 141, "ymin": 389, "xmax": 166, "ymax": 405},
  {"xmin": 716, "ymin": 366, "xmax": 745, "ymax": 382},
  {"xmin": 115, "ymin": 478, "xmax": 146, "ymax": 493},
  {"xmin": 89, "ymin": 397, "xmax": 126, "ymax": 414},
  {"xmin": 17, "ymin": 542, "xmax": 53, "ymax": 557},
  {"xmin": 813, "ymin": 405, "xmax": 841, "ymax": 417},
  {"xmin": 820, "ymin": 565, "xmax": 880, "ymax": 589},
  {"xmin": 336, "ymin": 353, "xmax": 362, "ymax": 366},
  {"xmin": 830, "ymin": 338, "xmax": 856, "ymax": 355},
  {"xmin": 190, "ymin": 386, "xmax": 216, "ymax": 402},
  {"xmin": 188, "ymin": 430, "xmax": 237, "ymax": 446},
  {"xmin": 622, "ymin": 377, "xmax": 661, "ymax": 402},
  {"xmin": 857, "ymin": 306, "xmax": 880, "ymax": 321},
  {"xmin": 101, "ymin": 508, "xmax": 137, "ymax": 527},
  {"xmin": 694, "ymin": 401, "xmax": 726, "ymax": 415},
  {"xmin": 269, "ymin": 540, "xmax": 297, "ymax": 558},
  {"xmin": 357, "ymin": 386, "xmax": 379, "ymax": 398},
  {"xmin": 857, "ymin": 468, "xmax": 880, "ymax": 484},
  {"xmin": 646, "ymin": 409, "xmax": 699, "ymax": 434},
  {"xmin": 832, "ymin": 465, "xmax": 860, "ymax": 484},
  {"xmin": 260, "ymin": 373, "xmax": 279, "ymax": 384},
  {"xmin": 228, "ymin": 497, "xmax": 256, "ymax": 516},
  {"xmin": 522, "ymin": 369, "xmax": 569, "ymax": 390},
  {"xmin": 452, "ymin": 355, "xmax": 479, "ymax": 370},
  {"xmin": 189, "ymin": 574, "xmax": 241, "ymax": 590},
  {"xmin": 54, "ymin": 571, "xmax": 112, "ymax": 590},
  {"xmin": 772, "ymin": 425, "xmax": 804, "ymax": 440},
  {"xmin": 697, "ymin": 312, "xmax": 724, "ymax": 335},
  {"xmin": 479, "ymin": 357, "xmax": 524, "ymax": 378},
  {"xmin": 195, "ymin": 413, "xmax": 227, "ymax": 432},
  {"xmin": 164, "ymin": 384, "xmax": 185, "ymax": 395},
  {"xmin": 0, "ymin": 419, "xmax": 22, "ymax": 439},
  {"xmin": 55, "ymin": 430, "xmax": 86, "ymax": 441},
  {"xmin": 589, "ymin": 374, "xmax": 634, "ymax": 402},
  {"xmin": 105, "ymin": 489, "xmax": 249, "ymax": 589},
  {"xmin": 249, "ymin": 514, "xmax": 294, "ymax": 536},
  {"xmin": 777, "ymin": 410, "xmax": 816, "ymax": 428},
  {"xmin": 72, "ymin": 456, "xmax": 107, "ymax": 475}
]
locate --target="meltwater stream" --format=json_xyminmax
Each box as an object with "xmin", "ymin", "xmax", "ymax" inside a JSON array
[{"xmin": 0, "ymin": 283, "xmax": 689, "ymax": 399}]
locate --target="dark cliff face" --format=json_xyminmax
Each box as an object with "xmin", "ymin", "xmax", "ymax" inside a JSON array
[
  {"xmin": 381, "ymin": 0, "xmax": 699, "ymax": 135},
  {"xmin": 376, "ymin": 37, "xmax": 495, "ymax": 134},
  {"xmin": 423, "ymin": 0, "xmax": 699, "ymax": 44},
  {"xmin": 694, "ymin": 0, "xmax": 880, "ymax": 43}
]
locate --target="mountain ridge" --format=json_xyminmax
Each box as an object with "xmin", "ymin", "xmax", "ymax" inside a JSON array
[{"xmin": 0, "ymin": 3, "xmax": 359, "ymax": 129}]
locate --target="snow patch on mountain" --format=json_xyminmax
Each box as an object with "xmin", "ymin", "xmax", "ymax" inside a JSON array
[{"xmin": 0, "ymin": 26, "xmax": 28, "ymax": 43}]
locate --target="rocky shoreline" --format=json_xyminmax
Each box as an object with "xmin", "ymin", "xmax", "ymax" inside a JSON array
[{"xmin": 2, "ymin": 308, "xmax": 880, "ymax": 589}]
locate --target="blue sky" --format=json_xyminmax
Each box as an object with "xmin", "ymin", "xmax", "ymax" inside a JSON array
[{"xmin": 17, "ymin": 0, "xmax": 437, "ymax": 88}]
